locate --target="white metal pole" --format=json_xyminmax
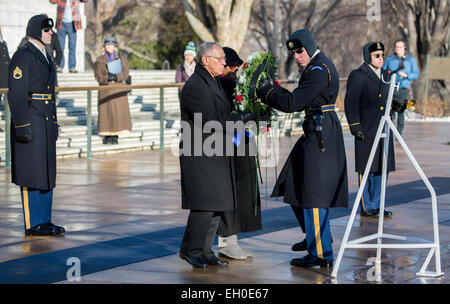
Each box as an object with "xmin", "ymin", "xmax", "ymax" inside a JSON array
[
  {"xmin": 376, "ymin": 74, "xmax": 396, "ymax": 264},
  {"xmin": 331, "ymin": 111, "xmax": 388, "ymax": 278}
]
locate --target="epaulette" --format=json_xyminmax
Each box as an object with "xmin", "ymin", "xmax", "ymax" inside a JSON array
[{"xmin": 307, "ymin": 63, "xmax": 331, "ymax": 82}]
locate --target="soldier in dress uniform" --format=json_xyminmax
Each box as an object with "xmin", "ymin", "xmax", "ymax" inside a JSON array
[
  {"xmin": 7, "ymin": 14, "xmax": 65, "ymax": 236},
  {"xmin": 344, "ymin": 42, "xmax": 395, "ymax": 218},
  {"xmin": 256, "ymin": 29, "xmax": 348, "ymax": 267}
]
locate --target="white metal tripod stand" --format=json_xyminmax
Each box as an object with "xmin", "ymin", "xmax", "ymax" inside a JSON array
[{"xmin": 331, "ymin": 74, "xmax": 444, "ymax": 279}]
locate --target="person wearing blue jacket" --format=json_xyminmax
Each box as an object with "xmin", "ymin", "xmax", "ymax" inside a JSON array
[{"xmin": 383, "ymin": 39, "xmax": 419, "ymax": 135}]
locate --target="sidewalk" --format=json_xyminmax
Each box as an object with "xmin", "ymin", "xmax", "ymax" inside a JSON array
[{"xmin": 0, "ymin": 121, "xmax": 448, "ymax": 284}]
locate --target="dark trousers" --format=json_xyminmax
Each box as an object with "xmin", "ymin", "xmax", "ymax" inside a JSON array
[
  {"xmin": 180, "ymin": 210, "xmax": 222, "ymax": 261},
  {"xmin": 393, "ymin": 111, "xmax": 405, "ymax": 135},
  {"xmin": 20, "ymin": 187, "xmax": 53, "ymax": 230},
  {"xmin": 359, "ymin": 172, "xmax": 389, "ymax": 212},
  {"xmin": 291, "ymin": 205, "xmax": 333, "ymax": 260},
  {"xmin": 57, "ymin": 22, "xmax": 77, "ymax": 70},
  {"xmin": 291, "ymin": 205, "xmax": 306, "ymax": 233}
]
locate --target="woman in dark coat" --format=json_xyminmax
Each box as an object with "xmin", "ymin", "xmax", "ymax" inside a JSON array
[
  {"xmin": 216, "ymin": 47, "xmax": 262, "ymax": 260},
  {"xmin": 344, "ymin": 42, "xmax": 395, "ymax": 218},
  {"xmin": 94, "ymin": 36, "xmax": 131, "ymax": 144}
]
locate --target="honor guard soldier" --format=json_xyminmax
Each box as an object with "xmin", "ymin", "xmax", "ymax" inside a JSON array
[
  {"xmin": 256, "ymin": 29, "xmax": 349, "ymax": 267},
  {"xmin": 8, "ymin": 14, "xmax": 65, "ymax": 236},
  {"xmin": 344, "ymin": 42, "xmax": 395, "ymax": 218}
]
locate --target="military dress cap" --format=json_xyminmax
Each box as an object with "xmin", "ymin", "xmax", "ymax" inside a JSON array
[
  {"xmin": 286, "ymin": 29, "xmax": 318, "ymax": 57},
  {"xmin": 26, "ymin": 14, "xmax": 54, "ymax": 40},
  {"xmin": 104, "ymin": 36, "xmax": 118, "ymax": 46},
  {"xmin": 363, "ymin": 41, "xmax": 384, "ymax": 64},
  {"xmin": 222, "ymin": 47, "xmax": 243, "ymax": 67}
]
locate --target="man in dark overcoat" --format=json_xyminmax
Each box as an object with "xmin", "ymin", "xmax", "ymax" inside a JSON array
[
  {"xmin": 217, "ymin": 47, "xmax": 262, "ymax": 260},
  {"xmin": 8, "ymin": 14, "xmax": 64, "ymax": 236},
  {"xmin": 0, "ymin": 27, "xmax": 10, "ymax": 91},
  {"xmin": 256, "ymin": 29, "xmax": 348, "ymax": 268},
  {"xmin": 344, "ymin": 42, "xmax": 395, "ymax": 218},
  {"xmin": 179, "ymin": 42, "xmax": 254, "ymax": 268}
]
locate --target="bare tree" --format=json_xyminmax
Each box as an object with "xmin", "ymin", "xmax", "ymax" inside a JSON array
[
  {"xmin": 182, "ymin": 0, "xmax": 254, "ymax": 52},
  {"xmin": 250, "ymin": 0, "xmax": 348, "ymax": 78},
  {"xmin": 85, "ymin": 0, "xmax": 161, "ymax": 68},
  {"xmin": 388, "ymin": 0, "xmax": 449, "ymax": 100}
]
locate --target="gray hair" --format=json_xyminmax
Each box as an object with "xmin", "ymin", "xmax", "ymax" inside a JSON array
[{"xmin": 196, "ymin": 42, "xmax": 222, "ymax": 63}]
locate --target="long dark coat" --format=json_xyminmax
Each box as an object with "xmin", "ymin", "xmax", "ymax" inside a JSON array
[
  {"xmin": 0, "ymin": 40, "xmax": 10, "ymax": 88},
  {"xmin": 217, "ymin": 76, "xmax": 262, "ymax": 236},
  {"xmin": 267, "ymin": 52, "xmax": 349, "ymax": 209},
  {"xmin": 7, "ymin": 42, "xmax": 57, "ymax": 190},
  {"xmin": 94, "ymin": 53, "xmax": 131, "ymax": 136},
  {"xmin": 179, "ymin": 64, "xmax": 243, "ymax": 212},
  {"xmin": 344, "ymin": 63, "xmax": 395, "ymax": 173}
]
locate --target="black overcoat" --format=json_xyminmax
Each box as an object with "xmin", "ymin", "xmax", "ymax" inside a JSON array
[
  {"xmin": 217, "ymin": 76, "xmax": 262, "ymax": 236},
  {"xmin": 179, "ymin": 64, "xmax": 242, "ymax": 212},
  {"xmin": 344, "ymin": 63, "xmax": 395, "ymax": 173},
  {"xmin": 7, "ymin": 42, "xmax": 57, "ymax": 190},
  {"xmin": 267, "ymin": 52, "xmax": 349, "ymax": 209},
  {"xmin": 0, "ymin": 40, "xmax": 10, "ymax": 88}
]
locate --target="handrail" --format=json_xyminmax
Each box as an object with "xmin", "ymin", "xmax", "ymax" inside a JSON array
[
  {"xmin": 1, "ymin": 78, "xmax": 349, "ymax": 167},
  {"xmin": 0, "ymin": 77, "xmax": 348, "ymax": 93}
]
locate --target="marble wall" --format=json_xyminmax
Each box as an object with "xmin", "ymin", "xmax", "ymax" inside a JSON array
[{"xmin": 0, "ymin": 0, "xmax": 86, "ymax": 71}]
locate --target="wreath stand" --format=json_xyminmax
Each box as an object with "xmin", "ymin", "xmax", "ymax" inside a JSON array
[{"xmin": 331, "ymin": 74, "xmax": 444, "ymax": 279}]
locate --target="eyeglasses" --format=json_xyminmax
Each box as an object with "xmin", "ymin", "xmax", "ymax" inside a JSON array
[
  {"xmin": 207, "ymin": 55, "xmax": 226, "ymax": 62},
  {"xmin": 291, "ymin": 48, "xmax": 305, "ymax": 55},
  {"xmin": 43, "ymin": 28, "xmax": 51, "ymax": 33},
  {"xmin": 372, "ymin": 53, "xmax": 384, "ymax": 59}
]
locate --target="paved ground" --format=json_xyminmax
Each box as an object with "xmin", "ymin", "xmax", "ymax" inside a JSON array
[{"xmin": 0, "ymin": 121, "xmax": 449, "ymax": 285}]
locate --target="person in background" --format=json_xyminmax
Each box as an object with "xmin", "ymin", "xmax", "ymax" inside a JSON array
[
  {"xmin": 0, "ymin": 26, "xmax": 10, "ymax": 93},
  {"xmin": 383, "ymin": 39, "xmax": 419, "ymax": 136},
  {"xmin": 217, "ymin": 47, "xmax": 262, "ymax": 260},
  {"xmin": 50, "ymin": 0, "xmax": 88, "ymax": 73},
  {"xmin": 175, "ymin": 41, "xmax": 196, "ymax": 95},
  {"xmin": 94, "ymin": 36, "xmax": 131, "ymax": 145},
  {"xmin": 344, "ymin": 42, "xmax": 395, "ymax": 218}
]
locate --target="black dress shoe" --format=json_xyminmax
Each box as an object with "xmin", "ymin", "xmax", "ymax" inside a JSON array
[
  {"xmin": 45, "ymin": 222, "xmax": 65, "ymax": 234},
  {"xmin": 290, "ymin": 254, "xmax": 333, "ymax": 268},
  {"xmin": 204, "ymin": 256, "xmax": 228, "ymax": 266},
  {"xmin": 375, "ymin": 208, "xmax": 393, "ymax": 217},
  {"xmin": 291, "ymin": 239, "xmax": 307, "ymax": 251},
  {"xmin": 179, "ymin": 252, "xmax": 208, "ymax": 268},
  {"xmin": 103, "ymin": 136, "xmax": 112, "ymax": 144},
  {"xmin": 360, "ymin": 209, "xmax": 380, "ymax": 218},
  {"xmin": 25, "ymin": 224, "xmax": 60, "ymax": 236}
]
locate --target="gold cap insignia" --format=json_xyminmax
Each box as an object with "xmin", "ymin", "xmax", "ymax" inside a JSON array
[
  {"xmin": 377, "ymin": 42, "xmax": 381, "ymax": 49},
  {"xmin": 288, "ymin": 42, "xmax": 294, "ymax": 49},
  {"xmin": 13, "ymin": 66, "xmax": 22, "ymax": 79}
]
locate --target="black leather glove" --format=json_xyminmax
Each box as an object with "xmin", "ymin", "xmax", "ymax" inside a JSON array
[
  {"xmin": 240, "ymin": 111, "xmax": 255, "ymax": 123},
  {"xmin": 256, "ymin": 74, "xmax": 275, "ymax": 101},
  {"xmin": 355, "ymin": 131, "xmax": 364, "ymax": 140},
  {"xmin": 108, "ymin": 72, "xmax": 118, "ymax": 82},
  {"xmin": 16, "ymin": 133, "xmax": 32, "ymax": 143}
]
